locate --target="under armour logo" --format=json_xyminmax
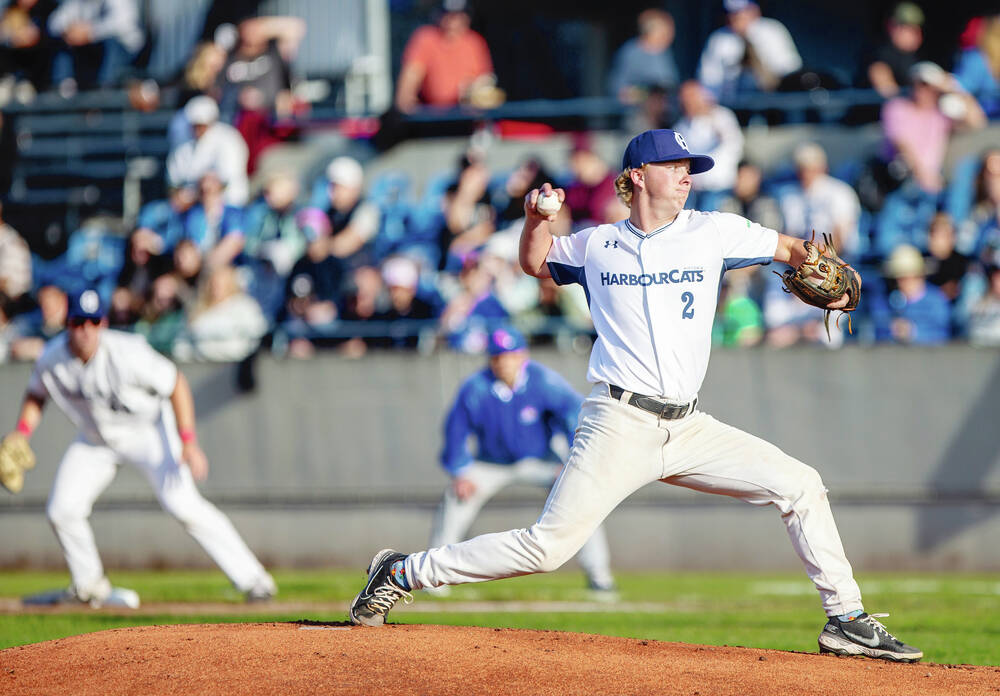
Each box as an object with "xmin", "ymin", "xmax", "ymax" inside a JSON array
[
  {"xmin": 674, "ymin": 132, "xmax": 689, "ymax": 151},
  {"xmin": 604, "ymin": 240, "xmax": 618, "ymax": 249}
]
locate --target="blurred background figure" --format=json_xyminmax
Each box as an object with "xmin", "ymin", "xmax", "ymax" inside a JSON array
[
  {"xmin": 183, "ymin": 171, "xmax": 245, "ymax": 270},
  {"xmin": 0, "ymin": 0, "xmax": 57, "ymax": 102},
  {"xmin": 7, "ymin": 283, "xmax": 67, "ymax": 361},
  {"xmin": 215, "ymin": 15, "xmax": 305, "ymax": 123},
  {"xmin": 217, "ymin": 16, "xmax": 307, "ymax": 173},
  {"xmin": 166, "ymin": 39, "xmax": 227, "ymax": 149},
  {"xmin": 113, "ymin": 184, "xmax": 198, "ymax": 321},
  {"xmin": 47, "ymin": 0, "xmax": 143, "ymax": 94},
  {"xmin": 966, "ymin": 148, "xmax": 1000, "ymax": 261},
  {"xmin": 717, "ymin": 160, "xmax": 783, "ymax": 231},
  {"xmin": 173, "ymin": 264, "xmax": 267, "ymax": 362},
  {"xmin": 0, "ymin": 201, "xmax": 32, "ymax": 316},
  {"xmin": 373, "ymin": 254, "xmax": 437, "ymax": 350},
  {"xmin": 337, "ymin": 264, "xmax": 386, "ymax": 358},
  {"xmin": 779, "ymin": 143, "xmax": 862, "ymax": 259},
  {"xmin": 873, "ymin": 243, "xmax": 952, "ymax": 345},
  {"xmin": 881, "ymin": 61, "xmax": 985, "ymax": 196},
  {"xmin": 280, "ymin": 208, "xmax": 341, "ymax": 359},
  {"xmin": 240, "ymin": 170, "xmax": 308, "ymax": 320},
  {"xmin": 563, "ymin": 134, "xmax": 628, "ymax": 229},
  {"xmin": 607, "ymin": 9, "xmax": 678, "ymax": 106},
  {"xmin": 865, "ymin": 2, "xmax": 925, "ymax": 98},
  {"xmin": 132, "ymin": 271, "xmax": 186, "ymax": 357},
  {"xmin": 394, "ymin": 0, "xmax": 496, "ymax": 113},
  {"xmin": 673, "ymin": 80, "xmax": 743, "ymax": 211},
  {"xmin": 320, "ymin": 156, "xmax": 381, "ymax": 269},
  {"xmin": 967, "ymin": 263, "xmax": 1000, "ymax": 346},
  {"xmin": 698, "ymin": 0, "xmax": 802, "ymax": 99},
  {"xmin": 167, "ymin": 96, "xmax": 249, "ymax": 206},
  {"xmin": 441, "ymin": 253, "xmax": 506, "ymax": 353},
  {"xmin": 925, "ymin": 212, "xmax": 971, "ymax": 304},
  {"xmin": 952, "ymin": 14, "xmax": 1000, "ymax": 119},
  {"xmin": 436, "ymin": 150, "xmax": 496, "ymax": 271},
  {"xmin": 713, "ymin": 269, "xmax": 764, "ymax": 347}
]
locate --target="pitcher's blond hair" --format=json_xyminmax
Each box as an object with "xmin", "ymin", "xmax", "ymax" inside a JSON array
[{"xmin": 614, "ymin": 167, "xmax": 639, "ymax": 208}]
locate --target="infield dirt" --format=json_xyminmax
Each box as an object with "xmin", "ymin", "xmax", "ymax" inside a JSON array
[{"xmin": 2, "ymin": 622, "xmax": 998, "ymax": 695}]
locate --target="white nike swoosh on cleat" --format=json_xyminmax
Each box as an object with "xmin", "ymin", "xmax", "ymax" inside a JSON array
[{"xmin": 847, "ymin": 629, "xmax": 883, "ymax": 648}]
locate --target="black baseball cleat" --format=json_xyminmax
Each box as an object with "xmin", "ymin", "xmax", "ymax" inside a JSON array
[
  {"xmin": 349, "ymin": 549, "xmax": 413, "ymax": 626},
  {"xmin": 818, "ymin": 612, "xmax": 923, "ymax": 662}
]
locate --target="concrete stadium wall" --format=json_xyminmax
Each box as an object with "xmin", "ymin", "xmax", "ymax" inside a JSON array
[{"xmin": 1, "ymin": 347, "xmax": 998, "ymax": 572}]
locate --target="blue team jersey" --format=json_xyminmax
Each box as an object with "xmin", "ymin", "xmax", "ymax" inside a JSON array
[{"xmin": 440, "ymin": 361, "xmax": 583, "ymax": 474}]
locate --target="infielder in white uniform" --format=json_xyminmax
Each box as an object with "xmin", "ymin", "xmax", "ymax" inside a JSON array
[
  {"xmin": 7, "ymin": 289, "xmax": 276, "ymax": 608},
  {"xmin": 350, "ymin": 129, "xmax": 921, "ymax": 663}
]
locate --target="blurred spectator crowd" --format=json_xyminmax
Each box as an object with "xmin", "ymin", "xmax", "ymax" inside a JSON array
[{"xmin": 1, "ymin": 0, "xmax": 1000, "ymax": 363}]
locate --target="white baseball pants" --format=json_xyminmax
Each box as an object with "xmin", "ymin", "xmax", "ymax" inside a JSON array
[
  {"xmin": 46, "ymin": 421, "xmax": 273, "ymax": 598},
  {"xmin": 407, "ymin": 383, "xmax": 864, "ymax": 617},
  {"xmin": 429, "ymin": 457, "xmax": 615, "ymax": 590}
]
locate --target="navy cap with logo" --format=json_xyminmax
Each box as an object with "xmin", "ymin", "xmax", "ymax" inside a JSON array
[
  {"xmin": 67, "ymin": 289, "xmax": 107, "ymax": 321},
  {"xmin": 622, "ymin": 129, "xmax": 715, "ymax": 174},
  {"xmin": 487, "ymin": 326, "xmax": 527, "ymax": 356}
]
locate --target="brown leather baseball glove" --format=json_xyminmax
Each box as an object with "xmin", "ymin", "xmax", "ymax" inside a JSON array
[
  {"xmin": 0, "ymin": 431, "xmax": 36, "ymax": 494},
  {"xmin": 776, "ymin": 232, "xmax": 861, "ymax": 340}
]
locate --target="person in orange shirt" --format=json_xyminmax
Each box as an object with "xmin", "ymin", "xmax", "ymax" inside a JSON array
[{"xmin": 394, "ymin": 0, "xmax": 495, "ymax": 112}]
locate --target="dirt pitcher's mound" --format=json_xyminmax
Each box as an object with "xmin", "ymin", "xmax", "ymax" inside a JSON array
[{"xmin": 2, "ymin": 623, "xmax": 998, "ymax": 695}]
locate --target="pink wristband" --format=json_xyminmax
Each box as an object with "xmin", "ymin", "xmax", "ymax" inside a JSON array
[
  {"xmin": 179, "ymin": 428, "xmax": 196, "ymax": 444},
  {"xmin": 16, "ymin": 420, "xmax": 33, "ymax": 437}
]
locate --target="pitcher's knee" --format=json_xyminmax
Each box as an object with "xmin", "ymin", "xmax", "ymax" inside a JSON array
[
  {"xmin": 782, "ymin": 465, "xmax": 828, "ymax": 506},
  {"xmin": 46, "ymin": 499, "xmax": 90, "ymax": 530},
  {"xmin": 522, "ymin": 526, "xmax": 580, "ymax": 573}
]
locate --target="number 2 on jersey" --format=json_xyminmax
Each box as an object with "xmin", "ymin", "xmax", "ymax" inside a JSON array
[{"xmin": 680, "ymin": 291, "xmax": 695, "ymax": 319}]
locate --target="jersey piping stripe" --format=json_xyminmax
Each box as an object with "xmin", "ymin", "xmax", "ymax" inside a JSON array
[
  {"xmin": 624, "ymin": 216, "xmax": 683, "ymax": 239},
  {"xmin": 636, "ymin": 236, "xmax": 666, "ymax": 396}
]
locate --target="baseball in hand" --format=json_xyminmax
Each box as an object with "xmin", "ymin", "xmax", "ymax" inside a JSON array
[{"xmin": 536, "ymin": 192, "xmax": 562, "ymax": 216}]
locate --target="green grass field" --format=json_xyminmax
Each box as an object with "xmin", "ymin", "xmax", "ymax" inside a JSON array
[{"xmin": 1, "ymin": 569, "xmax": 998, "ymax": 665}]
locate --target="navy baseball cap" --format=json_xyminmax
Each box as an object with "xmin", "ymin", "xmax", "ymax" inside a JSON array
[
  {"xmin": 622, "ymin": 129, "xmax": 715, "ymax": 174},
  {"xmin": 487, "ymin": 326, "xmax": 527, "ymax": 355},
  {"xmin": 67, "ymin": 289, "xmax": 107, "ymax": 321}
]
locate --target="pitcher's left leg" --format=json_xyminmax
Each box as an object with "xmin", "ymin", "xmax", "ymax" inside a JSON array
[
  {"xmin": 663, "ymin": 413, "xmax": 862, "ymax": 617},
  {"xmin": 517, "ymin": 458, "xmax": 616, "ymax": 592}
]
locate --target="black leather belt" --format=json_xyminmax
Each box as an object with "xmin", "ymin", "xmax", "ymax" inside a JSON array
[{"xmin": 608, "ymin": 384, "xmax": 697, "ymax": 420}]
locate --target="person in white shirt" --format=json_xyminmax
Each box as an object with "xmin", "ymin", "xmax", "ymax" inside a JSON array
[
  {"xmin": 673, "ymin": 80, "xmax": 744, "ymax": 209},
  {"xmin": 765, "ymin": 142, "xmax": 862, "ymax": 349},
  {"xmin": 697, "ymin": 0, "xmax": 802, "ymax": 99},
  {"xmin": 348, "ymin": 128, "xmax": 923, "ymax": 665},
  {"xmin": 780, "ymin": 143, "xmax": 862, "ymax": 258},
  {"xmin": 167, "ymin": 96, "xmax": 250, "ymax": 206},
  {"xmin": 6, "ymin": 289, "xmax": 276, "ymax": 607}
]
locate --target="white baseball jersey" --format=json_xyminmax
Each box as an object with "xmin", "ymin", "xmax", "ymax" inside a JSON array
[
  {"xmin": 28, "ymin": 330, "xmax": 178, "ymax": 450},
  {"xmin": 546, "ymin": 211, "xmax": 778, "ymax": 401}
]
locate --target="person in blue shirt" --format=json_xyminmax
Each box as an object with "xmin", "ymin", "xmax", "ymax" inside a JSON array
[
  {"xmin": 428, "ymin": 326, "xmax": 616, "ymax": 596},
  {"xmin": 873, "ymin": 243, "xmax": 952, "ymax": 344},
  {"xmin": 183, "ymin": 171, "xmax": 245, "ymax": 268},
  {"xmin": 953, "ymin": 17, "xmax": 1000, "ymax": 119}
]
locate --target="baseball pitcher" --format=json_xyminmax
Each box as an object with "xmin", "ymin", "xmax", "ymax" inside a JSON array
[{"xmin": 349, "ymin": 129, "xmax": 920, "ymax": 663}]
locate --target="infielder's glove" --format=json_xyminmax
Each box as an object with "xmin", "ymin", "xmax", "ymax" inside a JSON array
[
  {"xmin": 776, "ymin": 232, "xmax": 861, "ymax": 340},
  {"xmin": 0, "ymin": 432, "xmax": 36, "ymax": 494}
]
